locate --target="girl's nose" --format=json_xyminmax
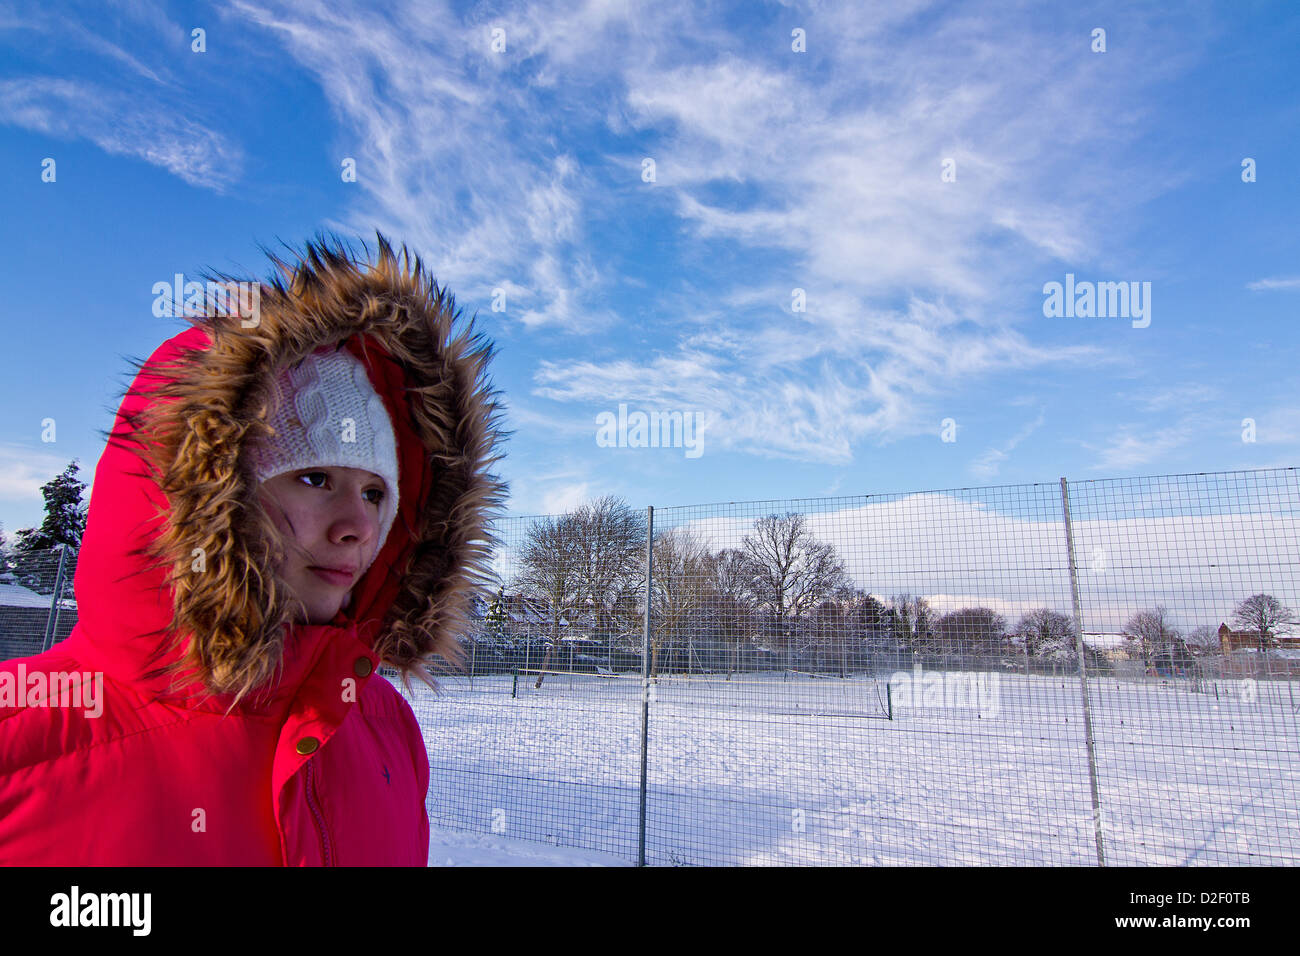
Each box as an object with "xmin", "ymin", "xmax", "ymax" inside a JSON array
[{"xmin": 332, "ymin": 495, "xmax": 378, "ymax": 545}]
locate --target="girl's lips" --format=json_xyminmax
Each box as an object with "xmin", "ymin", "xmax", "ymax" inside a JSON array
[{"xmin": 309, "ymin": 567, "xmax": 354, "ymax": 587}]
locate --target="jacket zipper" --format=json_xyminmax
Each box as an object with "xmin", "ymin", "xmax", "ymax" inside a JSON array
[{"xmin": 304, "ymin": 758, "xmax": 334, "ymax": 866}]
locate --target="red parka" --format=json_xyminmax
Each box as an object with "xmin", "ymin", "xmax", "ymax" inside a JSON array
[{"xmin": 0, "ymin": 236, "xmax": 507, "ymax": 865}]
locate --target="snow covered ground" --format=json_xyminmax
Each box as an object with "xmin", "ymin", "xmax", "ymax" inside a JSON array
[
  {"xmin": 427, "ymin": 822, "xmax": 629, "ymax": 866},
  {"xmin": 398, "ymin": 670, "xmax": 1300, "ymax": 866}
]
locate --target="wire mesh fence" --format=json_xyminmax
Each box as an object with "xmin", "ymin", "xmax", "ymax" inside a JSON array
[
  {"xmin": 399, "ymin": 468, "xmax": 1300, "ymax": 865},
  {"xmin": 4, "ymin": 469, "xmax": 1297, "ymax": 865},
  {"xmin": 1062, "ymin": 470, "xmax": 1300, "ymax": 865},
  {"xmin": 0, "ymin": 545, "xmax": 78, "ymax": 662}
]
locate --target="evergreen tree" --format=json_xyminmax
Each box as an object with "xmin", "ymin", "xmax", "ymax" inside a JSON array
[
  {"xmin": 7, "ymin": 461, "xmax": 87, "ymax": 597},
  {"xmin": 0, "ymin": 521, "xmax": 11, "ymax": 582},
  {"xmin": 485, "ymin": 586, "xmax": 508, "ymax": 642},
  {"xmin": 10, "ymin": 460, "xmax": 88, "ymax": 554}
]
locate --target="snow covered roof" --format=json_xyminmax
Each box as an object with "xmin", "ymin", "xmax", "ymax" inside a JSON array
[
  {"xmin": 1081, "ymin": 632, "xmax": 1128, "ymax": 648},
  {"xmin": 0, "ymin": 581, "xmax": 77, "ymax": 609}
]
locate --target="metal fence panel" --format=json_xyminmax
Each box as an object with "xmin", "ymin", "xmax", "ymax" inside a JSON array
[
  {"xmin": 8, "ymin": 468, "xmax": 1297, "ymax": 865},
  {"xmin": 0, "ymin": 545, "xmax": 78, "ymax": 662},
  {"xmin": 398, "ymin": 468, "xmax": 1299, "ymax": 865},
  {"xmin": 1065, "ymin": 470, "xmax": 1300, "ymax": 865}
]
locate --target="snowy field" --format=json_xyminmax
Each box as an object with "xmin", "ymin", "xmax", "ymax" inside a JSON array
[
  {"xmin": 427, "ymin": 822, "xmax": 629, "ymax": 866},
  {"xmin": 397, "ymin": 670, "xmax": 1300, "ymax": 866}
]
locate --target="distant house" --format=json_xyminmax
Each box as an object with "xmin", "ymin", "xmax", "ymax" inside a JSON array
[
  {"xmin": 1082, "ymin": 632, "xmax": 1131, "ymax": 662},
  {"xmin": 480, "ymin": 591, "xmax": 575, "ymax": 637},
  {"xmin": 1218, "ymin": 622, "xmax": 1300, "ymax": 654}
]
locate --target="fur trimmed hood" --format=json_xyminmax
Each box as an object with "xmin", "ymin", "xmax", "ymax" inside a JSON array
[{"xmin": 78, "ymin": 234, "xmax": 508, "ymax": 707}]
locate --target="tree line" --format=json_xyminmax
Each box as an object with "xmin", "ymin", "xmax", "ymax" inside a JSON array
[
  {"xmin": 6, "ymin": 472, "xmax": 1292, "ymax": 679},
  {"xmin": 480, "ymin": 496, "xmax": 1298, "ymax": 680}
]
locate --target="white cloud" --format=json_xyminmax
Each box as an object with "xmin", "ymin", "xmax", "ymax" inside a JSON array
[
  {"xmin": 0, "ymin": 77, "xmax": 242, "ymax": 189},
  {"xmin": 1085, "ymin": 422, "xmax": 1200, "ymax": 472},
  {"xmin": 539, "ymin": 481, "xmax": 598, "ymax": 516},
  {"xmin": 487, "ymin": 479, "xmax": 1299, "ymax": 633},
  {"xmin": 1246, "ymin": 276, "xmax": 1300, "ymax": 291},
  {"xmin": 1128, "ymin": 384, "xmax": 1219, "ymax": 413},
  {"xmin": 228, "ymin": 0, "xmax": 628, "ymax": 334},
  {"xmin": 16, "ymin": 0, "xmax": 1212, "ymax": 466},
  {"xmin": 647, "ymin": 484, "xmax": 1300, "ymax": 632}
]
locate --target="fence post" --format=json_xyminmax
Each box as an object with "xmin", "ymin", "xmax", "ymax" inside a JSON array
[
  {"xmin": 41, "ymin": 545, "xmax": 69, "ymax": 654},
  {"xmin": 637, "ymin": 505, "xmax": 654, "ymax": 867},
  {"xmin": 1060, "ymin": 478, "xmax": 1106, "ymax": 867}
]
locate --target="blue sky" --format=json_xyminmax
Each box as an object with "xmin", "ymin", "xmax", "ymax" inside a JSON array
[{"xmin": 1, "ymin": 0, "xmax": 1298, "ymax": 538}]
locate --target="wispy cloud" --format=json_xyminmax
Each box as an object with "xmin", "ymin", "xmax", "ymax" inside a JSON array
[
  {"xmin": 0, "ymin": 77, "xmax": 242, "ymax": 189},
  {"xmin": 210, "ymin": 0, "xmax": 1195, "ymax": 465},
  {"xmin": 1085, "ymin": 420, "xmax": 1203, "ymax": 472},
  {"xmin": 58, "ymin": 17, "xmax": 167, "ymax": 84},
  {"xmin": 2, "ymin": 0, "xmax": 1248, "ymax": 500},
  {"xmin": 227, "ymin": 0, "xmax": 615, "ymax": 332},
  {"xmin": 1127, "ymin": 384, "xmax": 1219, "ymax": 413},
  {"xmin": 1247, "ymin": 276, "xmax": 1300, "ymax": 291},
  {"xmin": 970, "ymin": 409, "xmax": 1047, "ymax": 479}
]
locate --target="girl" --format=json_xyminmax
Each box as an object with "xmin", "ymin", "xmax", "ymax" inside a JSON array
[{"xmin": 0, "ymin": 234, "xmax": 507, "ymax": 865}]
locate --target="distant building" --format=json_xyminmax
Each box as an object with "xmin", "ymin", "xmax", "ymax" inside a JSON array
[
  {"xmin": 480, "ymin": 590, "xmax": 575, "ymax": 636},
  {"xmin": 1081, "ymin": 633, "xmax": 1131, "ymax": 662},
  {"xmin": 1218, "ymin": 622, "xmax": 1300, "ymax": 654}
]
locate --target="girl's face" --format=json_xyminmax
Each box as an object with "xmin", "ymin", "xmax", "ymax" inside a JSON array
[{"xmin": 255, "ymin": 466, "xmax": 389, "ymax": 625}]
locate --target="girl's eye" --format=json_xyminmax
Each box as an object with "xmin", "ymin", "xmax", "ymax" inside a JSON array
[{"xmin": 299, "ymin": 472, "xmax": 384, "ymax": 505}]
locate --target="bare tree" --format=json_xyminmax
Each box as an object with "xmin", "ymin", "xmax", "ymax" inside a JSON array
[
  {"xmin": 846, "ymin": 591, "xmax": 893, "ymax": 655},
  {"xmin": 515, "ymin": 512, "xmax": 586, "ymax": 687},
  {"xmin": 1122, "ymin": 606, "xmax": 1179, "ymax": 674},
  {"xmin": 1185, "ymin": 624, "xmax": 1220, "ymax": 656},
  {"xmin": 935, "ymin": 607, "xmax": 1007, "ymax": 660},
  {"xmin": 569, "ymin": 496, "xmax": 647, "ymax": 662},
  {"xmin": 1231, "ymin": 593, "xmax": 1296, "ymax": 652},
  {"xmin": 807, "ymin": 589, "xmax": 845, "ymax": 675},
  {"xmin": 891, "ymin": 593, "xmax": 935, "ymax": 655},
  {"xmin": 648, "ymin": 526, "xmax": 712, "ymax": 678},
  {"xmin": 741, "ymin": 513, "xmax": 849, "ymax": 661},
  {"xmin": 1010, "ymin": 608, "xmax": 1075, "ymax": 659},
  {"xmin": 806, "ymin": 584, "xmax": 882, "ymax": 676},
  {"xmin": 699, "ymin": 548, "xmax": 761, "ymax": 678}
]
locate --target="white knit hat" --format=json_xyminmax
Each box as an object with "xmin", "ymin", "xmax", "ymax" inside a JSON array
[{"xmin": 248, "ymin": 345, "xmax": 400, "ymax": 576}]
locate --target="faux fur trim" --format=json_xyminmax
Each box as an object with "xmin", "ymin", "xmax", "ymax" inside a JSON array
[{"xmin": 116, "ymin": 233, "xmax": 509, "ymax": 705}]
